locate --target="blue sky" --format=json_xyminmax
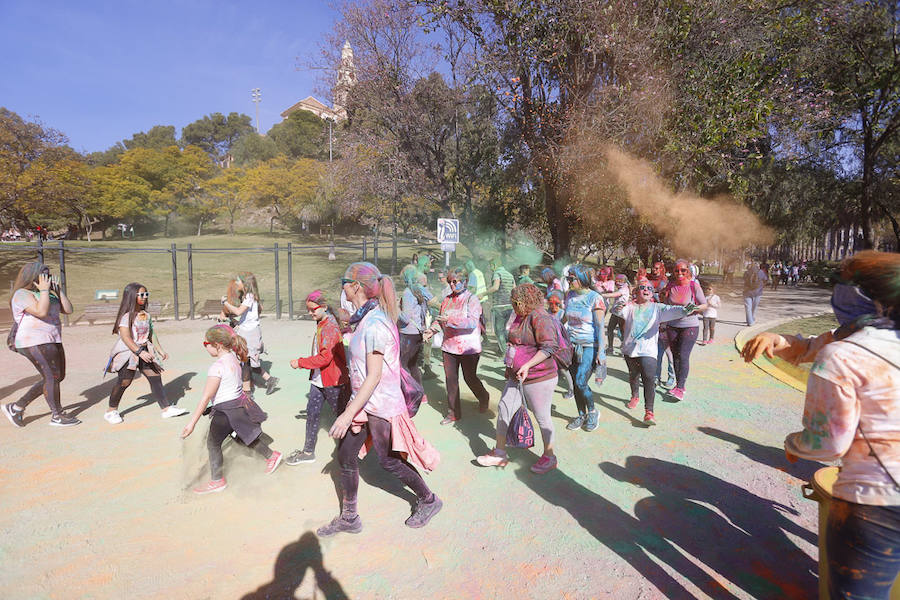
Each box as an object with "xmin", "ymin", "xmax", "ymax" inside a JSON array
[{"xmin": 0, "ymin": 1, "xmax": 338, "ymax": 153}]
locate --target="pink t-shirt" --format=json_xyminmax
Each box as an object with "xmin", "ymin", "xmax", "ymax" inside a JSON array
[
  {"xmin": 12, "ymin": 289, "xmax": 62, "ymax": 348},
  {"xmin": 207, "ymin": 351, "xmax": 244, "ymax": 407},
  {"xmin": 438, "ymin": 291, "xmax": 483, "ymax": 355},
  {"xmin": 348, "ymin": 308, "xmax": 405, "ymax": 420}
]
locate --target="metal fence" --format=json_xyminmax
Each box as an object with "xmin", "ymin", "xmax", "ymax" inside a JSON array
[{"xmin": 1, "ymin": 236, "xmax": 443, "ymax": 325}]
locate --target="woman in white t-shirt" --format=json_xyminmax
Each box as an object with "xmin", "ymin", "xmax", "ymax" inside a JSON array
[
  {"xmin": 316, "ymin": 262, "xmax": 442, "ymax": 537},
  {"xmin": 2, "ymin": 262, "xmax": 78, "ymax": 428},
  {"xmin": 181, "ymin": 324, "xmax": 283, "ymax": 494},
  {"xmin": 103, "ymin": 283, "xmax": 188, "ymax": 423},
  {"xmin": 221, "ymin": 272, "xmax": 278, "ymax": 396}
]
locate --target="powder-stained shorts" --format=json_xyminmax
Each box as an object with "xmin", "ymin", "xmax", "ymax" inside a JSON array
[{"xmin": 238, "ymin": 326, "xmax": 264, "ymax": 368}]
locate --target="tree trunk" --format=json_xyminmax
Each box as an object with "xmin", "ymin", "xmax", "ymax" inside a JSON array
[
  {"xmin": 164, "ymin": 214, "xmax": 170, "ymax": 237},
  {"xmin": 544, "ymin": 180, "xmax": 571, "ymax": 260},
  {"xmin": 196, "ymin": 219, "xmax": 203, "ymax": 237},
  {"xmin": 860, "ymin": 129, "xmax": 875, "ymax": 249}
]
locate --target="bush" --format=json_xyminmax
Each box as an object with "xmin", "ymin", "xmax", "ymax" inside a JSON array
[{"xmin": 804, "ymin": 260, "xmax": 840, "ymax": 286}]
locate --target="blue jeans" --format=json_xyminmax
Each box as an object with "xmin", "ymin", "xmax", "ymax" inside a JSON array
[
  {"xmin": 744, "ymin": 294, "xmax": 761, "ymax": 325},
  {"xmin": 569, "ymin": 344, "xmax": 596, "ymax": 415},
  {"xmin": 655, "ymin": 336, "xmax": 675, "ymax": 382},
  {"xmin": 827, "ymin": 498, "xmax": 900, "ymax": 599}
]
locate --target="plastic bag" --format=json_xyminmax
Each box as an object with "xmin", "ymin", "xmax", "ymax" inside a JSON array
[{"xmin": 400, "ymin": 367, "xmax": 426, "ymax": 417}]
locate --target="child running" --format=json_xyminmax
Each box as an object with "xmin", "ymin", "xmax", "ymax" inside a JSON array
[
  {"xmin": 621, "ymin": 282, "xmax": 695, "ymax": 426},
  {"xmin": 181, "ymin": 325, "xmax": 283, "ymax": 494},
  {"xmin": 286, "ymin": 291, "xmax": 349, "ymax": 465},
  {"xmin": 221, "ymin": 272, "xmax": 279, "ymax": 396}
]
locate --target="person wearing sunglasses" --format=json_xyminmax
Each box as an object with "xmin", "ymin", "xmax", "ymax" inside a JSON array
[
  {"xmin": 318, "ymin": 262, "xmax": 441, "ymax": 536},
  {"xmin": 423, "ymin": 266, "xmax": 491, "ymax": 424},
  {"xmin": 620, "ymin": 282, "xmax": 695, "ymax": 425},
  {"xmin": 103, "ymin": 283, "xmax": 187, "ymax": 423},
  {"xmin": 3, "ymin": 262, "xmax": 78, "ymax": 427},
  {"xmin": 658, "ymin": 259, "xmax": 707, "ymax": 402},
  {"xmin": 563, "ymin": 265, "xmax": 607, "ymax": 432}
]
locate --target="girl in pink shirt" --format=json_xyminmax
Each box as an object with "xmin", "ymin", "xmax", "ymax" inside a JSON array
[{"xmin": 317, "ymin": 262, "xmax": 441, "ymax": 537}]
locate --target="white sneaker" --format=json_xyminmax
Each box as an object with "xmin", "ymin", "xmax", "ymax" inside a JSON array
[
  {"xmin": 161, "ymin": 405, "xmax": 189, "ymax": 419},
  {"xmin": 104, "ymin": 410, "xmax": 123, "ymax": 424}
]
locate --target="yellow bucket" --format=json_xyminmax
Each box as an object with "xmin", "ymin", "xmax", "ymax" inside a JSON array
[{"xmin": 803, "ymin": 466, "xmax": 900, "ymax": 599}]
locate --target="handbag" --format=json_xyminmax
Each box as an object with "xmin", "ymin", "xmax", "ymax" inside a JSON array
[
  {"xmin": 505, "ymin": 381, "xmax": 535, "ymax": 449},
  {"xmin": 6, "ymin": 295, "xmax": 29, "ymax": 352}
]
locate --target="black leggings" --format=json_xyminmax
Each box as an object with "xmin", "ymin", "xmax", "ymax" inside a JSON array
[
  {"xmin": 207, "ymin": 410, "xmax": 272, "ymax": 480},
  {"xmin": 607, "ymin": 315, "xmax": 625, "ymax": 349},
  {"xmin": 442, "ymin": 351, "xmax": 490, "ymax": 418},
  {"xmin": 241, "ymin": 363, "xmax": 267, "ymax": 386},
  {"xmin": 108, "ymin": 360, "xmax": 169, "ymax": 410},
  {"xmin": 15, "ymin": 343, "xmax": 66, "ymax": 416},
  {"xmin": 337, "ymin": 414, "xmax": 431, "ymax": 519},
  {"xmin": 625, "ymin": 356, "xmax": 657, "ymax": 412},
  {"xmin": 660, "ymin": 326, "xmax": 699, "ymax": 389},
  {"xmin": 399, "ymin": 333, "xmax": 423, "ymax": 384},
  {"xmin": 303, "ymin": 385, "xmax": 346, "ymax": 453}
]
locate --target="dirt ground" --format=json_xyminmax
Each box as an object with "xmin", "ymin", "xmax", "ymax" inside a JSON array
[{"xmin": 0, "ymin": 284, "xmax": 833, "ymax": 599}]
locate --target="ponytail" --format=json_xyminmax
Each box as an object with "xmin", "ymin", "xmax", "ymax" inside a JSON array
[
  {"xmin": 205, "ymin": 324, "xmax": 249, "ymax": 362},
  {"xmin": 378, "ymin": 274, "xmax": 400, "ymax": 323}
]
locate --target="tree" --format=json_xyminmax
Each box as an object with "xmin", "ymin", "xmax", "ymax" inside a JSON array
[
  {"xmin": 123, "ymin": 125, "xmax": 177, "ymax": 150},
  {"xmin": 206, "ymin": 168, "xmax": 247, "ymax": 234},
  {"xmin": 266, "ymin": 111, "xmax": 328, "ymax": 160},
  {"xmin": 243, "ymin": 156, "xmax": 322, "ymax": 232},
  {"xmin": 181, "ymin": 112, "xmax": 253, "ymax": 165},
  {"xmin": 0, "ymin": 108, "xmax": 68, "ymax": 227},
  {"xmin": 231, "ymin": 133, "xmax": 279, "ymax": 166}
]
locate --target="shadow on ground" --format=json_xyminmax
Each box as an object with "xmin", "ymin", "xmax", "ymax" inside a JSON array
[
  {"xmin": 241, "ymin": 531, "xmax": 349, "ymax": 600},
  {"xmin": 699, "ymin": 426, "xmax": 824, "ymax": 481},
  {"xmin": 514, "ymin": 456, "xmax": 817, "ymax": 599}
]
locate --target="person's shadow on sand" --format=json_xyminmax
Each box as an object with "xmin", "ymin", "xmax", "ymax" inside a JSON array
[{"xmin": 241, "ymin": 531, "xmax": 349, "ymax": 600}]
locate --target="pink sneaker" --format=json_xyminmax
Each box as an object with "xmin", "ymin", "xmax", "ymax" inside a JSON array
[
  {"xmin": 706, "ymin": 339, "xmax": 714, "ymax": 345},
  {"xmin": 643, "ymin": 411, "xmax": 656, "ymax": 426},
  {"xmin": 669, "ymin": 387, "xmax": 685, "ymax": 401},
  {"xmin": 530, "ymin": 454, "xmax": 558, "ymax": 474},
  {"xmin": 265, "ymin": 451, "xmax": 283, "ymax": 474},
  {"xmin": 476, "ymin": 449, "xmax": 509, "ymax": 467},
  {"xmin": 194, "ymin": 478, "xmax": 227, "ymax": 494},
  {"xmin": 627, "ymin": 397, "xmax": 640, "ymax": 409}
]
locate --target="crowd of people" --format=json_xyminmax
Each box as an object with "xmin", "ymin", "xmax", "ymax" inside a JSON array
[{"xmin": 5, "ymin": 249, "xmax": 900, "ymax": 598}]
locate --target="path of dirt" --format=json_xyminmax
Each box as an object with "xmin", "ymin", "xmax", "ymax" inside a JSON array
[{"xmin": 0, "ymin": 285, "xmax": 832, "ymax": 599}]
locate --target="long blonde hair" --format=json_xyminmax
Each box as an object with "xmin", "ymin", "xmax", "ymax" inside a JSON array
[
  {"xmin": 344, "ymin": 262, "xmax": 400, "ymax": 323},
  {"xmin": 205, "ymin": 324, "xmax": 249, "ymax": 362},
  {"xmin": 235, "ymin": 272, "xmax": 262, "ymax": 309}
]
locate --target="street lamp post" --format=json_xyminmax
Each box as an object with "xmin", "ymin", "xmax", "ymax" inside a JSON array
[{"xmin": 251, "ymin": 88, "xmax": 261, "ymax": 133}]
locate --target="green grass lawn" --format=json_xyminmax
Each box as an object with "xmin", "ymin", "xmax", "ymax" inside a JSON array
[
  {"xmin": 1, "ymin": 232, "xmax": 448, "ymax": 321},
  {"xmin": 764, "ymin": 313, "xmax": 838, "ymax": 380}
]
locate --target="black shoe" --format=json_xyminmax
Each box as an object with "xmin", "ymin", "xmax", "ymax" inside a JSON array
[
  {"xmin": 316, "ymin": 515, "xmax": 362, "ymax": 537},
  {"xmin": 405, "ymin": 494, "xmax": 443, "ymax": 528},
  {"xmin": 265, "ymin": 377, "xmax": 279, "ymax": 395},
  {"xmin": 2, "ymin": 403, "xmax": 24, "ymax": 428},
  {"xmin": 286, "ymin": 450, "xmax": 316, "ymax": 465},
  {"xmin": 49, "ymin": 413, "xmax": 81, "ymax": 427}
]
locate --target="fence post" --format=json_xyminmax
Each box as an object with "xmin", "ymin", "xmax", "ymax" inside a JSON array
[
  {"xmin": 58, "ymin": 241, "xmax": 68, "ymax": 326},
  {"xmin": 171, "ymin": 243, "xmax": 179, "ymax": 320},
  {"xmin": 274, "ymin": 243, "xmax": 281, "ymax": 320},
  {"xmin": 37, "ymin": 236, "xmax": 44, "ymax": 263},
  {"xmin": 362, "ymin": 238, "xmax": 367, "ymax": 261},
  {"xmin": 373, "ymin": 235, "xmax": 379, "ymax": 267},
  {"xmin": 287, "ymin": 242, "xmax": 294, "ymax": 320},
  {"xmin": 187, "ymin": 243, "xmax": 195, "ymax": 320},
  {"xmin": 392, "ymin": 226, "xmax": 397, "ymax": 274}
]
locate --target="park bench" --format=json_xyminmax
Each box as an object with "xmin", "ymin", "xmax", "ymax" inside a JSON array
[
  {"xmin": 95, "ymin": 289, "xmax": 119, "ymax": 301},
  {"xmin": 199, "ymin": 299, "xmax": 224, "ymax": 319},
  {"xmin": 77, "ymin": 301, "xmax": 166, "ymax": 325}
]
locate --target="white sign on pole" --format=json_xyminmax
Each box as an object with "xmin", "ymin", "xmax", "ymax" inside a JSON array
[
  {"xmin": 440, "ymin": 242, "xmax": 456, "ymax": 253},
  {"xmin": 436, "ymin": 218, "xmax": 460, "ymax": 243}
]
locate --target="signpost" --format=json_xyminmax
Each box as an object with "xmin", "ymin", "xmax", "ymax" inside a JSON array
[{"xmin": 437, "ymin": 218, "xmax": 459, "ymax": 267}]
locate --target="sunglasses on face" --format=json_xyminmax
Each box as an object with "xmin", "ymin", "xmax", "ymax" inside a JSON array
[
  {"xmin": 637, "ymin": 285, "xmax": 653, "ymax": 292},
  {"xmin": 307, "ymin": 304, "xmax": 323, "ymax": 312},
  {"xmin": 137, "ymin": 292, "xmax": 150, "ymax": 298},
  {"xmin": 565, "ymin": 276, "xmax": 576, "ymax": 282},
  {"xmin": 202, "ymin": 341, "xmax": 211, "ymax": 347},
  {"xmin": 447, "ymin": 279, "xmax": 459, "ymax": 285},
  {"xmin": 340, "ymin": 278, "xmax": 356, "ymax": 286}
]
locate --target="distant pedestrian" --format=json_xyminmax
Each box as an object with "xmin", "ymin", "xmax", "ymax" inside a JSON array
[
  {"xmin": 398, "ymin": 265, "xmax": 433, "ymax": 384},
  {"xmin": 483, "ymin": 258, "xmax": 516, "ymax": 355},
  {"xmin": 699, "ymin": 283, "xmax": 721, "ymax": 345},
  {"xmin": 742, "ymin": 262, "xmax": 768, "ymax": 326},
  {"xmin": 465, "ymin": 259, "xmax": 487, "ymax": 301},
  {"xmin": 517, "ymin": 264, "xmax": 534, "ymax": 285}
]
